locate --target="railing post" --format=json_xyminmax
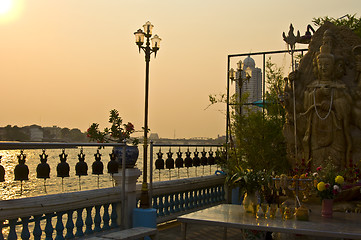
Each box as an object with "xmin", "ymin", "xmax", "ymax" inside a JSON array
[
  {"xmin": 75, "ymin": 208, "xmax": 84, "ymax": 237},
  {"xmin": 164, "ymin": 195, "xmax": 169, "ymax": 216},
  {"xmin": 8, "ymin": 219, "xmax": 17, "ymax": 240},
  {"xmin": 45, "ymin": 213, "xmax": 53, "ymax": 240},
  {"xmin": 84, "ymin": 207, "xmax": 93, "ymax": 235},
  {"xmin": 21, "ymin": 216, "xmax": 30, "ymax": 240},
  {"xmin": 0, "ymin": 220, "xmax": 4, "ymax": 240},
  {"xmin": 180, "ymin": 192, "xmax": 185, "ymax": 211},
  {"xmin": 33, "ymin": 215, "xmax": 42, "ymax": 240},
  {"xmin": 65, "ymin": 211, "xmax": 75, "ymax": 239},
  {"xmin": 102, "ymin": 203, "xmax": 111, "ymax": 230},
  {"xmin": 112, "ymin": 168, "xmax": 142, "ymax": 228},
  {"xmin": 110, "ymin": 203, "xmax": 118, "ymax": 228},
  {"xmin": 158, "ymin": 196, "xmax": 164, "ymax": 217},
  {"xmin": 55, "ymin": 211, "xmax": 65, "ymax": 240},
  {"xmin": 94, "ymin": 205, "xmax": 102, "ymax": 232}
]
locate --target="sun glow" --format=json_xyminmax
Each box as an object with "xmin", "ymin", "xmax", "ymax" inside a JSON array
[
  {"xmin": 0, "ymin": 0, "xmax": 13, "ymax": 15},
  {"xmin": 0, "ymin": 0, "xmax": 23, "ymax": 23}
]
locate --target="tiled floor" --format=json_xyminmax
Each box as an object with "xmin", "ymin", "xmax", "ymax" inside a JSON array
[{"xmin": 157, "ymin": 221, "xmax": 244, "ymax": 240}]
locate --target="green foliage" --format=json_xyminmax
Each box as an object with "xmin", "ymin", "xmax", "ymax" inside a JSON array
[
  {"xmin": 4, "ymin": 125, "xmax": 30, "ymax": 141},
  {"xmin": 312, "ymin": 14, "xmax": 361, "ymax": 38},
  {"xmin": 228, "ymin": 57, "xmax": 289, "ymax": 174},
  {"xmin": 87, "ymin": 109, "xmax": 138, "ymax": 145},
  {"xmin": 210, "ymin": 58, "xmax": 290, "ymax": 183},
  {"xmin": 232, "ymin": 110, "xmax": 288, "ymax": 174},
  {"xmin": 265, "ymin": 57, "xmax": 286, "ymax": 119},
  {"xmin": 228, "ymin": 168, "xmax": 270, "ymax": 196},
  {"xmin": 265, "ymin": 58, "xmax": 285, "ymax": 99},
  {"xmin": 208, "ymin": 93, "xmax": 226, "ymax": 105},
  {"xmin": 205, "ymin": 93, "xmax": 227, "ymax": 111}
]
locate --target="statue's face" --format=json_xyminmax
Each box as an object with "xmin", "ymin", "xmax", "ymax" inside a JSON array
[{"xmin": 317, "ymin": 57, "xmax": 334, "ymax": 79}]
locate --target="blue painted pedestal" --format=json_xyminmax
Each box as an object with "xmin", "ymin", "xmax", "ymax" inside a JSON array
[{"xmin": 133, "ymin": 208, "xmax": 157, "ymax": 240}]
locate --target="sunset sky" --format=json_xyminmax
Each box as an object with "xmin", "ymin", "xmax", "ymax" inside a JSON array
[{"xmin": 0, "ymin": 0, "xmax": 359, "ymax": 139}]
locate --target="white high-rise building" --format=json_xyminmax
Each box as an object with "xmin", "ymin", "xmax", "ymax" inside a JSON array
[{"xmin": 235, "ymin": 56, "xmax": 262, "ymax": 113}]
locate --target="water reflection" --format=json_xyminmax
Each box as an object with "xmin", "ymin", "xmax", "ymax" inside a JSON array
[
  {"xmin": 0, "ymin": 146, "xmax": 217, "ymax": 200},
  {"xmin": 0, "ymin": 148, "xmax": 115, "ymax": 200}
]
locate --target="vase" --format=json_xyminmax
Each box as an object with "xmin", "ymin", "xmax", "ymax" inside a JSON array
[
  {"xmin": 321, "ymin": 199, "xmax": 333, "ymax": 218},
  {"xmin": 243, "ymin": 192, "xmax": 258, "ymax": 214},
  {"xmin": 269, "ymin": 203, "xmax": 277, "ymax": 218},
  {"xmin": 260, "ymin": 203, "xmax": 269, "ymax": 218},
  {"xmin": 113, "ymin": 145, "xmax": 139, "ymax": 168}
]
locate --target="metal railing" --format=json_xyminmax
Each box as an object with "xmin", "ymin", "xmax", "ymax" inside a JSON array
[
  {"xmin": 0, "ymin": 141, "xmax": 227, "ymax": 239},
  {"xmin": 0, "ymin": 142, "xmax": 129, "ymax": 240}
]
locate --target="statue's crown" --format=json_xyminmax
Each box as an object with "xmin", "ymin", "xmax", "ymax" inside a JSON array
[
  {"xmin": 317, "ymin": 30, "xmax": 334, "ymax": 62},
  {"xmin": 317, "ymin": 42, "xmax": 334, "ymax": 62}
]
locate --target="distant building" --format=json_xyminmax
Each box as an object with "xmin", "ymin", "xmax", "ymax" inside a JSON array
[
  {"xmin": 43, "ymin": 126, "xmax": 62, "ymax": 140},
  {"xmin": 149, "ymin": 133, "xmax": 159, "ymax": 140},
  {"xmin": 236, "ymin": 56, "xmax": 262, "ymax": 114},
  {"xmin": 0, "ymin": 128, "xmax": 5, "ymax": 140},
  {"xmin": 29, "ymin": 125, "xmax": 43, "ymax": 141}
]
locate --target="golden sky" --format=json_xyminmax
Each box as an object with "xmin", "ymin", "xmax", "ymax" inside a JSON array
[{"xmin": 0, "ymin": 0, "xmax": 359, "ymax": 138}]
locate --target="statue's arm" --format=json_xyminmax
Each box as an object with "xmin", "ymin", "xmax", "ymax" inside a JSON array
[{"xmin": 353, "ymin": 45, "xmax": 361, "ymax": 84}]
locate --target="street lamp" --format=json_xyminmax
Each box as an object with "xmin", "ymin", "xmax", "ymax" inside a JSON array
[
  {"xmin": 229, "ymin": 60, "xmax": 245, "ymax": 115},
  {"xmin": 134, "ymin": 21, "xmax": 161, "ymax": 208}
]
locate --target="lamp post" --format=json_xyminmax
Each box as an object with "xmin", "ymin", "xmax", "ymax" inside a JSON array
[
  {"xmin": 229, "ymin": 60, "xmax": 244, "ymax": 115},
  {"xmin": 134, "ymin": 21, "xmax": 161, "ymax": 208}
]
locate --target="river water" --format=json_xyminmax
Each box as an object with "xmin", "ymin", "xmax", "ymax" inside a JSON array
[{"xmin": 0, "ymin": 145, "xmax": 218, "ymax": 200}]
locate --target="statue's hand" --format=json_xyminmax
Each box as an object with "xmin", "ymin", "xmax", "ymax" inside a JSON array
[
  {"xmin": 356, "ymin": 60, "xmax": 361, "ymax": 73},
  {"xmin": 289, "ymin": 70, "xmax": 298, "ymax": 82},
  {"xmin": 320, "ymin": 101, "xmax": 331, "ymax": 111},
  {"xmin": 356, "ymin": 55, "xmax": 361, "ymax": 72},
  {"xmin": 303, "ymin": 134, "xmax": 309, "ymax": 144},
  {"xmin": 356, "ymin": 90, "xmax": 361, "ymax": 98}
]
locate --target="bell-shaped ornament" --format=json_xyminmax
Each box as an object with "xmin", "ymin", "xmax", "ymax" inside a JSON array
[
  {"xmin": 184, "ymin": 150, "xmax": 193, "ymax": 168},
  {"xmin": 14, "ymin": 151, "xmax": 29, "ymax": 181},
  {"xmin": 155, "ymin": 149, "xmax": 165, "ymax": 170},
  {"xmin": 165, "ymin": 149, "xmax": 175, "ymax": 170},
  {"xmin": 92, "ymin": 150, "xmax": 104, "ymax": 175},
  {"xmin": 57, "ymin": 150, "xmax": 70, "ymax": 178},
  {"xmin": 76, "ymin": 150, "xmax": 88, "ymax": 176},
  {"xmin": 175, "ymin": 150, "xmax": 183, "ymax": 168},
  {"xmin": 192, "ymin": 149, "xmax": 200, "ymax": 167},
  {"xmin": 37, "ymin": 150, "xmax": 50, "ymax": 179},
  {"xmin": 208, "ymin": 150, "xmax": 215, "ymax": 165},
  {"xmin": 107, "ymin": 150, "xmax": 119, "ymax": 174},
  {"xmin": 201, "ymin": 149, "xmax": 208, "ymax": 166}
]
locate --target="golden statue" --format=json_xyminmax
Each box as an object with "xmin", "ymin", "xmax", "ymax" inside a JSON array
[{"xmin": 284, "ymin": 23, "xmax": 361, "ymax": 172}]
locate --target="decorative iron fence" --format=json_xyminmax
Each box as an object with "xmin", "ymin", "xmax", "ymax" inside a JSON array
[
  {"xmin": 149, "ymin": 143, "xmax": 224, "ymax": 182},
  {"xmin": 0, "ymin": 142, "xmax": 128, "ymax": 197},
  {"xmin": 0, "ymin": 142, "xmax": 227, "ymax": 239}
]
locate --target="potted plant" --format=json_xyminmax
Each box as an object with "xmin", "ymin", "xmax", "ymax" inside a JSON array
[
  {"xmin": 229, "ymin": 167, "xmax": 270, "ymax": 214},
  {"xmin": 87, "ymin": 109, "xmax": 139, "ymax": 168}
]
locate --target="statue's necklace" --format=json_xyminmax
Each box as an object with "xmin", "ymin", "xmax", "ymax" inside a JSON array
[{"xmin": 313, "ymin": 88, "xmax": 334, "ymax": 120}]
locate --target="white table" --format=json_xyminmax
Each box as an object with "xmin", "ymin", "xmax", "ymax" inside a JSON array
[{"xmin": 177, "ymin": 204, "xmax": 361, "ymax": 240}]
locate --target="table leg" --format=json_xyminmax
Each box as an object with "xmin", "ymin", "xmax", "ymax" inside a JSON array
[
  {"xmin": 223, "ymin": 227, "xmax": 227, "ymax": 240},
  {"xmin": 181, "ymin": 223, "xmax": 187, "ymax": 240}
]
